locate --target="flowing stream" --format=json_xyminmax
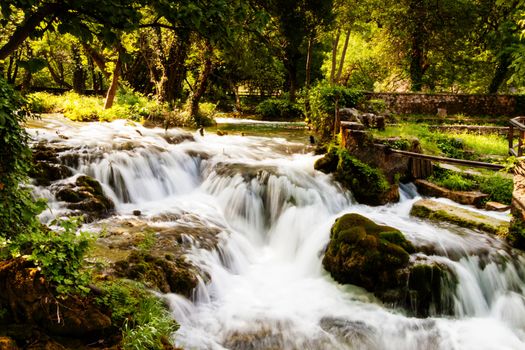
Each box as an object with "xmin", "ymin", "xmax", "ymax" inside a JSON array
[{"xmin": 28, "ymin": 117, "xmax": 525, "ymax": 350}]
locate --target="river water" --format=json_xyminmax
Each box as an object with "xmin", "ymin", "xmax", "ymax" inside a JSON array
[{"xmin": 28, "ymin": 117, "xmax": 525, "ymax": 350}]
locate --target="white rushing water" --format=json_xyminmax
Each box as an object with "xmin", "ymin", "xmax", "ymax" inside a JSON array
[{"xmin": 29, "ymin": 117, "xmax": 525, "ymax": 350}]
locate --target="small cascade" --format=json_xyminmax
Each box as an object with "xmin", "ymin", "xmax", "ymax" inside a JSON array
[{"xmin": 28, "ymin": 117, "xmax": 525, "ymax": 350}]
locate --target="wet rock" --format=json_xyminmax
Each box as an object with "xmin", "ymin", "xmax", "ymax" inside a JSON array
[
  {"xmin": 29, "ymin": 143, "xmax": 74, "ymax": 186},
  {"xmin": 411, "ymin": 199, "xmax": 508, "ymax": 235},
  {"xmin": 315, "ymin": 147, "xmax": 398, "ymax": 206},
  {"xmin": 485, "ymin": 201, "xmax": 511, "ymax": 212},
  {"xmin": 323, "ymin": 213, "xmax": 414, "ymax": 290},
  {"xmin": 319, "ymin": 317, "xmax": 379, "ymax": 348},
  {"xmin": 114, "ymin": 251, "xmax": 199, "ymax": 297},
  {"xmin": 92, "ymin": 215, "xmax": 223, "ymax": 296},
  {"xmin": 133, "ymin": 210, "xmax": 141, "ymax": 216},
  {"xmin": 54, "ymin": 176, "xmax": 114, "ymax": 221},
  {"xmin": 323, "ymin": 213, "xmax": 455, "ymax": 317},
  {"xmin": 162, "ymin": 132, "xmax": 195, "ymax": 144},
  {"xmin": 415, "ymin": 179, "xmax": 489, "ymax": 208}
]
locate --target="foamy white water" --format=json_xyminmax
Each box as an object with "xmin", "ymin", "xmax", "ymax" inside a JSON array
[{"xmin": 28, "ymin": 117, "xmax": 525, "ymax": 350}]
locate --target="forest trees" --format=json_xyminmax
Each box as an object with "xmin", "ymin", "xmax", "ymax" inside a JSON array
[{"xmin": 1, "ymin": 0, "xmax": 525, "ymax": 118}]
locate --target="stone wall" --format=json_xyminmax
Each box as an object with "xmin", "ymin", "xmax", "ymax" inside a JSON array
[{"xmin": 365, "ymin": 92, "xmax": 525, "ymax": 116}]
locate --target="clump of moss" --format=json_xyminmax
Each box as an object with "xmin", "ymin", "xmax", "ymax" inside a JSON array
[
  {"xmin": 323, "ymin": 213, "xmax": 414, "ymax": 290},
  {"xmin": 315, "ymin": 146, "xmax": 396, "ymax": 206}
]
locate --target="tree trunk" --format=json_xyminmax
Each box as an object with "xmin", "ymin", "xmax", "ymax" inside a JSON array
[
  {"xmin": 336, "ymin": 29, "xmax": 351, "ymax": 83},
  {"xmin": 0, "ymin": 3, "xmax": 62, "ymax": 60},
  {"xmin": 104, "ymin": 53, "xmax": 122, "ymax": 110},
  {"xmin": 82, "ymin": 43, "xmax": 110, "ymax": 80},
  {"xmin": 330, "ymin": 28, "xmax": 341, "ymax": 84},
  {"xmin": 189, "ymin": 42, "xmax": 213, "ymax": 124},
  {"xmin": 488, "ymin": 53, "xmax": 511, "ymax": 94},
  {"xmin": 409, "ymin": 33, "xmax": 425, "ymax": 92},
  {"xmin": 304, "ymin": 36, "xmax": 315, "ymax": 119},
  {"xmin": 71, "ymin": 46, "xmax": 86, "ymax": 94},
  {"xmin": 46, "ymin": 59, "xmax": 72, "ymax": 89},
  {"xmin": 87, "ymin": 56, "xmax": 99, "ymax": 92},
  {"xmin": 232, "ymin": 84, "xmax": 241, "ymax": 112}
]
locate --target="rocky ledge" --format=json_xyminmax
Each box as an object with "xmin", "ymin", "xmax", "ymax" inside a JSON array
[{"xmin": 410, "ymin": 199, "xmax": 508, "ymax": 236}]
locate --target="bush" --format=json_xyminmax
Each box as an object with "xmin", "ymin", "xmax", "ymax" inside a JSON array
[
  {"xmin": 26, "ymin": 89, "xmax": 172, "ymax": 123},
  {"xmin": 364, "ymin": 99, "xmax": 387, "ymax": 114},
  {"xmin": 14, "ymin": 218, "xmax": 93, "ymax": 295},
  {"xmin": 97, "ymin": 280, "xmax": 178, "ymax": 350},
  {"xmin": 0, "ymin": 77, "xmax": 44, "ymax": 240},
  {"xmin": 478, "ymin": 173, "xmax": 513, "ymax": 205},
  {"xmin": 255, "ymin": 99, "xmax": 304, "ymax": 120},
  {"xmin": 308, "ymin": 83, "xmax": 363, "ymax": 140},
  {"xmin": 432, "ymin": 172, "xmax": 476, "ymax": 191}
]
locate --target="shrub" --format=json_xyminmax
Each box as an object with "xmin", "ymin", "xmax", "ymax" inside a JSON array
[
  {"xmin": 255, "ymin": 99, "xmax": 304, "ymax": 120},
  {"xmin": 432, "ymin": 173, "xmax": 476, "ymax": 191},
  {"xmin": 0, "ymin": 77, "xmax": 44, "ymax": 240},
  {"xmin": 308, "ymin": 83, "xmax": 363, "ymax": 140},
  {"xmin": 13, "ymin": 218, "xmax": 93, "ymax": 295},
  {"xmin": 364, "ymin": 99, "xmax": 387, "ymax": 114},
  {"xmin": 478, "ymin": 173, "xmax": 513, "ymax": 205},
  {"xmin": 97, "ymin": 280, "xmax": 179, "ymax": 350}
]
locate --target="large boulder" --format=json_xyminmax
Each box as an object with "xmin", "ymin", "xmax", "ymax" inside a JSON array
[
  {"xmin": 323, "ymin": 213, "xmax": 455, "ymax": 317},
  {"xmin": 53, "ymin": 176, "xmax": 114, "ymax": 221}
]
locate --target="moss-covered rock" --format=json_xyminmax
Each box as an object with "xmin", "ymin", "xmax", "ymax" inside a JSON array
[
  {"xmin": 114, "ymin": 251, "xmax": 198, "ymax": 297},
  {"xmin": 323, "ymin": 213, "xmax": 413, "ymax": 291},
  {"xmin": 323, "ymin": 213, "xmax": 455, "ymax": 317},
  {"xmin": 315, "ymin": 147, "xmax": 398, "ymax": 206},
  {"xmin": 53, "ymin": 176, "xmax": 115, "ymax": 221},
  {"xmin": 410, "ymin": 199, "xmax": 508, "ymax": 235}
]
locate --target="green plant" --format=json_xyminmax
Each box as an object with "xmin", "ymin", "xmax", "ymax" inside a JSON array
[
  {"xmin": 431, "ymin": 173, "xmax": 476, "ymax": 191},
  {"xmin": 478, "ymin": 173, "xmax": 513, "ymax": 205},
  {"xmin": 308, "ymin": 83, "xmax": 363, "ymax": 140},
  {"xmin": 365, "ymin": 99, "xmax": 387, "ymax": 114},
  {"xmin": 255, "ymin": 99, "xmax": 304, "ymax": 120},
  {"xmin": 15, "ymin": 217, "xmax": 93, "ymax": 295},
  {"xmin": 97, "ymin": 280, "xmax": 178, "ymax": 350},
  {"xmin": 0, "ymin": 77, "xmax": 45, "ymax": 240},
  {"xmin": 138, "ymin": 230, "xmax": 156, "ymax": 253}
]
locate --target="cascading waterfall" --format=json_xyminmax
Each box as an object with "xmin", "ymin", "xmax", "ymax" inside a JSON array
[{"xmin": 29, "ymin": 117, "xmax": 525, "ymax": 349}]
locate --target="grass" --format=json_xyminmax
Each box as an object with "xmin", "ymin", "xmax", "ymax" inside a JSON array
[
  {"xmin": 372, "ymin": 123, "xmax": 508, "ymax": 159},
  {"xmin": 428, "ymin": 167, "xmax": 513, "ymax": 205}
]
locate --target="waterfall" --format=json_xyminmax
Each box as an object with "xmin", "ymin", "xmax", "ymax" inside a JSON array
[{"xmin": 29, "ymin": 117, "xmax": 525, "ymax": 350}]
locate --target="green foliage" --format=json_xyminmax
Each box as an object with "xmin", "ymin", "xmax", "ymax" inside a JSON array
[
  {"xmin": 364, "ymin": 99, "xmax": 387, "ymax": 114},
  {"xmin": 97, "ymin": 280, "xmax": 178, "ymax": 350},
  {"xmin": 434, "ymin": 136, "xmax": 468, "ymax": 159},
  {"xmin": 255, "ymin": 99, "xmax": 304, "ymax": 120},
  {"xmin": 26, "ymin": 90, "xmax": 173, "ymax": 122},
  {"xmin": 0, "ymin": 77, "xmax": 44, "ymax": 240},
  {"xmin": 308, "ymin": 83, "xmax": 363, "ymax": 140},
  {"xmin": 15, "ymin": 218, "xmax": 93, "ymax": 295},
  {"xmin": 372, "ymin": 124, "xmax": 508, "ymax": 158},
  {"xmin": 430, "ymin": 172, "xmax": 477, "ymax": 191},
  {"xmin": 429, "ymin": 167, "xmax": 513, "ymax": 205},
  {"xmin": 315, "ymin": 146, "xmax": 392, "ymax": 205},
  {"xmin": 478, "ymin": 173, "xmax": 513, "ymax": 205}
]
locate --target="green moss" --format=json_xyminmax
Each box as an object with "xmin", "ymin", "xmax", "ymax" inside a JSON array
[
  {"xmin": 323, "ymin": 213, "xmax": 414, "ymax": 290},
  {"xmin": 316, "ymin": 146, "xmax": 394, "ymax": 206}
]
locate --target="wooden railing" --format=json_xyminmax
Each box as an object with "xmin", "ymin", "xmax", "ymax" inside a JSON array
[{"xmin": 509, "ymin": 117, "xmax": 525, "ymax": 157}]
